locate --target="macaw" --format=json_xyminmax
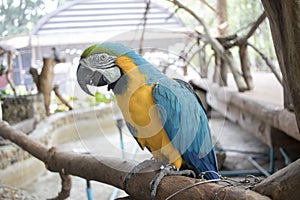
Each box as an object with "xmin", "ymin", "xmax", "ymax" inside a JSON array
[{"xmin": 76, "ymin": 42, "xmax": 218, "ymax": 183}]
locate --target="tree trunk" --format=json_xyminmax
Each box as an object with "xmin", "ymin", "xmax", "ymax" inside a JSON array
[
  {"xmin": 216, "ymin": 0, "xmax": 228, "ymax": 86},
  {"xmin": 6, "ymin": 51, "xmax": 17, "ymax": 96},
  {"xmin": 261, "ymin": 0, "xmax": 300, "ymax": 131},
  {"xmin": 216, "ymin": 0, "xmax": 228, "ymax": 36},
  {"xmin": 283, "ymin": 80, "xmax": 294, "ymax": 111},
  {"xmin": 239, "ymin": 44, "xmax": 253, "ymax": 90},
  {"xmin": 197, "ymin": 39, "xmax": 208, "ymax": 78},
  {"xmin": 30, "ymin": 58, "xmax": 55, "ymax": 116},
  {"xmin": 30, "ymin": 56, "xmax": 66, "ymax": 115}
]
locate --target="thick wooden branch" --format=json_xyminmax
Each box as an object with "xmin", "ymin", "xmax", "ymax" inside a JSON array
[
  {"xmin": 0, "ymin": 121, "xmax": 271, "ymax": 200},
  {"xmin": 253, "ymin": 158, "xmax": 300, "ymax": 200}
]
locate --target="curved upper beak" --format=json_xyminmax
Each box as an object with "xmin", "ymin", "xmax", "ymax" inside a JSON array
[{"xmin": 76, "ymin": 64, "xmax": 107, "ymax": 96}]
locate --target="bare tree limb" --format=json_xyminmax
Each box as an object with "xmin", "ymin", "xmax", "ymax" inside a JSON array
[
  {"xmin": 139, "ymin": 0, "xmax": 151, "ymax": 54},
  {"xmin": 6, "ymin": 51, "xmax": 17, "ymax": 96},
  {"xmin": 48, "ymin": 172, "xmax": 72, "ymax": 200},
  {"xmin": 248, "ymin": 43, "xmax": 282, "ymax": 85},
  {"xmin": 199, "ymin": 0, "xmax": 215, "ymax": 12},
  {"xmin": 169, "ymin": 0, "xmax": 248, "ymax": 92},
  {"xmin": 232, "ymin": 12, "xmax": 267, "ymax": 47},
  {"xmin": 239, "ymin": 44, "xmax": 253, "ymax": 90},
  {"xmin": 0, "ymin": 121, "xmax": 271, "ymax": 200},
  {"xmin": 29, "ymin": 67, "xmax": 39, "ymax": 87},
  {"xmin": 241, "ymin": 12, "xmax": 267, "ymax": 43},
  {"xmin": 53, "ymin": 84, "xmax": 73, "ymax": 111}
]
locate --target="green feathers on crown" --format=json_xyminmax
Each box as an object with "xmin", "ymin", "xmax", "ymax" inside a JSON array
[{"xmin": 80, "ymin": 42, "xmax": 134, "ymax": 59}]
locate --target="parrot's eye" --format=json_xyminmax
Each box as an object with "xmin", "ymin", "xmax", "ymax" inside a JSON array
[{"xmin": 99, "ymin": 54, "xmax": 108, "ymax": 61}]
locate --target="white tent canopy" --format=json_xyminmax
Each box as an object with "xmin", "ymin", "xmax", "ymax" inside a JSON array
[{"xmin": 31, "ymin": 0, "xmax": 188, "ymax": 47}]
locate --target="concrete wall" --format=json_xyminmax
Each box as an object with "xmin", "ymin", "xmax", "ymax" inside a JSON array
[
  {"xmin": 1, "ymin": 93, "xmax": 45, "ymax": 125},
  {"xmin": 0, "ymin": 105, "xmax": 119, "ymax": 187}
]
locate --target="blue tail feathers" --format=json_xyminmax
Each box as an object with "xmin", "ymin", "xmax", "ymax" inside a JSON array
[{"xmin": 183, "ymin": 149, "xmax": 219, "ymax": 180}]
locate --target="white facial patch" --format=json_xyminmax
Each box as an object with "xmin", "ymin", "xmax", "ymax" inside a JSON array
[
  {"xmin": 97, "ymin": 67, "xmax": 121, "ymax": 84},
  {"xmin": 80, "ymin": 53, "xmax": 121, "ymax": 84}
]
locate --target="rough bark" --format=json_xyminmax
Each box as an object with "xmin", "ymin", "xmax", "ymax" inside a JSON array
[
  {"xmin": 253, "ymin": 158, "xmax": 300, "ymax": 200},
  {"xmin": 30, "ymin": 58, "xmax": 55, "ymax": 116},
  {"xmin": 261, "ymin": 1, "xmax": 300, "ymax": 131},
  {"xmin": 0, "ymin": 121, "xmax": 271, "ymax": 200},
  {"xmin": 30, "ymin": 57, "xmax": 66, "ymax": 115},
  {"xmin": 239, "ymin": 44, "xmax": 253, "ymax": 90}
]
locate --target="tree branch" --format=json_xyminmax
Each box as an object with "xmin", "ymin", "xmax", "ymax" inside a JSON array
[
  {"xmin": 139, "ymin": 0, "xmax": 151, "ymax": 54},
  {"xmin": 169, "ymin": 0, "xmax": 248, "ymax": 91},
  {"xmin": 253, "ymin": 158, "xmax": 300, "ymax": 200},
  {"xmin": 0, "ymin": 121, "xmax": 271, "ymax": 200},
  {"xmin": 248, "ymin": 43, "xmax": 282, "ymax": 85},
  {"xmin": 29, "ymin": 67, "xmax": 39, "ymax": 86},
  {"xmin": 48, "ymin": 172, "xmax": 72, "ymax": 200},
  {"xmin": 199, "ymin": 0, "xmax": 216, "ymax": 12},
  {"xmin": 53, "ymin": 84, "xmax": 73, "ymax": 111},
  {"xmin": 6, "ymin": 51, "xmax": 17, "ymax": 96},
  {"xmin": 242, "ymin": 12, "xmax": 267, "ymax": 42}
]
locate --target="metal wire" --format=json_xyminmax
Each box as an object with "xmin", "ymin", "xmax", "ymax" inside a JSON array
[{"xmin": 165, "ymin": 171, "xmax": 262, "ymax": 200}]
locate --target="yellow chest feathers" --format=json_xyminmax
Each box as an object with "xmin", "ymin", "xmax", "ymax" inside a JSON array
[{"xmin": 114, "ymin": 56, "xmax": 183, "ymax": 168}]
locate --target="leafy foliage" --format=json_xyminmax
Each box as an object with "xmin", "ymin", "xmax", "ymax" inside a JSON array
[
  {"xmin": 1, "ymin": 0, "xmax": 43, "ymax": 37},
  {"xmin": 87, "ymin": 91, "xmax": 115, "ymax": 107},
  {"xmin": 0, "ymin": 0, "xmax": 69, "ymax": 38}
]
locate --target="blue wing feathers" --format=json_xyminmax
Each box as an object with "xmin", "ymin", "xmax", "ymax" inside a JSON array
[{"xmin": 153, "ymin": 78, "xmax": 218, "ymax": 179}]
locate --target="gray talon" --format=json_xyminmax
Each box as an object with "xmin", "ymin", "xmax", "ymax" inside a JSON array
[{"xmin": 149, "ymin": 165, "xmax": 196, "ymax": 199}]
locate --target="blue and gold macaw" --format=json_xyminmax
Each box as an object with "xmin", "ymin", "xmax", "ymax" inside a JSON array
[{"xmin": 77, "ymin": 42, "xmax": 218, "ymax": 182}]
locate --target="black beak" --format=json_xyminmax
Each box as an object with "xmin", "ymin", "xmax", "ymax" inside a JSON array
[{"xmin": 77, "ymin": 64, "xmax": 107, "ymax": 96}]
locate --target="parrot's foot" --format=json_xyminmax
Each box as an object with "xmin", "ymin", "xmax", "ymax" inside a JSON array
[
  {"xmin": 123, "ymin": 159, "xmax": 163, "ymax": 191},
  {"xmin": 149, "ymin": 164, "xmax": 196, "ymax": 200}
]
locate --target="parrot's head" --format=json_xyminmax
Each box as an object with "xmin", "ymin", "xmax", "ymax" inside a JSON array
[{"xmin": 77, "ymin": 42, "xmax": 134, "ymax": 95}]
